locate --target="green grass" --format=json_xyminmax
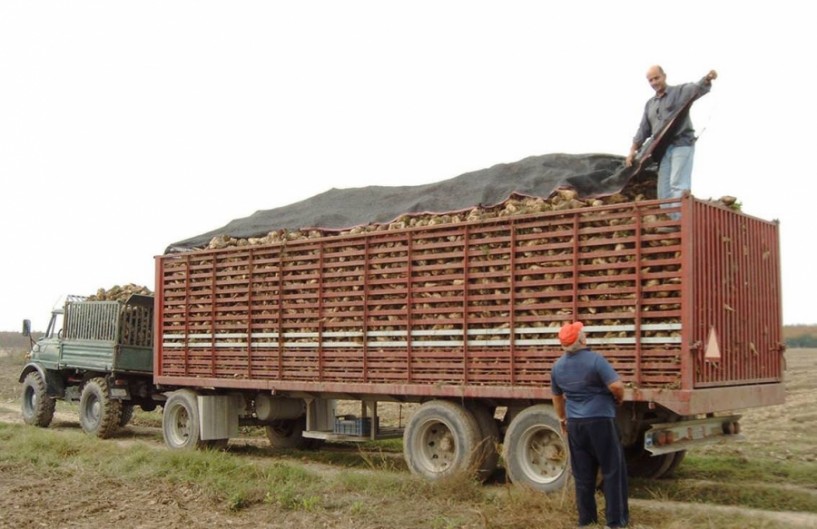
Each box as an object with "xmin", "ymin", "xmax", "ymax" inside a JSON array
[
  {"xmin": 628, "ymin": 453, "xmax": 817, "ymax": 514},
  {"xmin": 677, "ymin": 453, "xmax": 817, "ymax": 487},
  {"xmin": 633, "ymin": 477, "xmax": 817, "ymax": 514},
  {"xmin": 1, "ymin": 421, "xmax": 813, "ymax": 529}
]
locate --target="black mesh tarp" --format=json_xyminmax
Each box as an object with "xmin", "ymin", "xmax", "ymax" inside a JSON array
[{"xmin": 166, "ymin": 153, "xmax": 639, "ymax": 253}]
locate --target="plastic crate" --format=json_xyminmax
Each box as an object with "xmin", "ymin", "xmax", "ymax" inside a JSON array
[{"xmin": 333, "ymin": 415, "xmax": 379, "ymax": 436}]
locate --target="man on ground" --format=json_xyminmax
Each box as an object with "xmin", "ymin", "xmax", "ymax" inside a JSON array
[{"xmin": 552, "ymin": 321, "xmax": 628, "ymax": 528}]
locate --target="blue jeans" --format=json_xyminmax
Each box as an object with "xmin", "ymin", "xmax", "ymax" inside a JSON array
[
  {"xmin": 567, "ymin": 417, "xmax": 629, "ymax": 528},
  {"xmin": 657, "ymin": 145, "xmax": 694, "ymax": 220}
]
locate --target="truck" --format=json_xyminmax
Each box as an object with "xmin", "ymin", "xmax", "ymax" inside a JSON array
[
  {"xmin": 21, "ymin": 294, "xmax": 156, "ymax": 437},
  {"xmin": 20, "ymin": 192, "xmax": 785, "ymax": 492}
]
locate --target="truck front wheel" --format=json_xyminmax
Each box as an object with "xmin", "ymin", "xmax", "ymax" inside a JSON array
[
  {"xmin": 503, "ymin": 405, "xmax": 570, "ymax": 492},
  {"xmin": 21, "ymin": 371, "xmax": 56, "ymax": 427},
  {"xmin": 79, "ymin": 377, "xmax": 122, "ymax": 439},
  {"xmin": 403, "ymin": 400, "xmax": 481, "ymax": 481}
]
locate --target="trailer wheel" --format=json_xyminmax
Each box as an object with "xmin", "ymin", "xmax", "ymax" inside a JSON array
[
  {"xmin": 79, "ymin": 377, "xmax": 122, "ymax": 439},
  {"xmin": 624, "ymin": 443, "xmax": 676, "ymax": 479},
  {"xmin": 21, "ymin": 371, "xmax": 55, "ymax": 427},
  {"xmin": 403, "ymin": 400, "xmax": 481, "ymax": 480},
  {"xmin": 119, "ymin": 404, "xmax": 135, "ymax": 427},
  {"xmin": 503, "ymin": 405, "xmax": 570, "ymax": 492},
  {"xmin": 265, "ymin": 416, "xmax": 321, "ymax": 449},
  {"xmin": 466, "ymin": 402, "xmax": 500, "ymax": 481},
  {"xmin": 662, "ymin": 449, "xmax": 687, "ymax": 477},
  {"xmin": 163, "ymin": 390, "xmax": 207, "ymax": 450}
]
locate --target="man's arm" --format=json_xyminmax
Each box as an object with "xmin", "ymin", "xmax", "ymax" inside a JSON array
[
  {"xmin": 626, "ymin": 105, "xmax": 652, "ymax": 167},
  {"xmin": 608, "ymin": 380, "xmax": 625, "ymax": 406},
  {"xmin": 681, "ymin": 69, "xmax": 718, "ymax": 102},
  {"xmin": 552, "ymin": 393, "xmax": 568, "ymax": 433}
]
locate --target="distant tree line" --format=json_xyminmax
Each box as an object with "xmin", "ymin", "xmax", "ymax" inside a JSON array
[
  {"xmin": 0, "ymin": 331, "xmax": 39, "ymax": 350},
  {"xmin": 786, "ymin": 335, "xmax": 817, "ymax": 348},
  {"xmin": 784, "ymin": 325, "xmax": 817, "ymax": 348}
]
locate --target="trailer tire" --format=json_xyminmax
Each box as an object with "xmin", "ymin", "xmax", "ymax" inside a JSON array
[
  {"xmin": 265, "ymin": 416, "xmax": 321, "ymax": 449},
  {"xmin": 624, "ymin": 443, "xmax": 676, "ymax": 479},
  {"xmin": 662, "ymin": 449, "xmax": 686, "ymax": 477},
  {"xmin": 79, "ymin": 377, "xmax": 122, "ymax": 439},
  {"xmin": 163, "ymin": 390, "xmax": 207, "ymax": 450},
  {"xmin": 21, "ymin": 371, "xmax": 56, "ymax": 428},
  {"xmin": 403, "ymin": 400, "xmax": 481, "ymax": 481},
  {"xmin": 503, "ymin": 404, "xmax": 570, "ymax": 492},
  {"xmin": 465, "ymin": 402, "xmax": 500, "ymax": 481}
]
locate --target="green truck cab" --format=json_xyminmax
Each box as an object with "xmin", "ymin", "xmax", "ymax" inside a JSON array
[{"xmin": 19, "ymin": 294, "xmax": 157, "ymax": 438}]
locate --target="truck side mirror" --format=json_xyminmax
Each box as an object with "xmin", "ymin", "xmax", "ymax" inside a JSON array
[{"xmin": 22, "ymin": 319, "xmax": 31, "ymax": 337}]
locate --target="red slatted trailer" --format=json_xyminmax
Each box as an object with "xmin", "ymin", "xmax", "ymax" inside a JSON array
[{"xmin": 153, "ymin": 194, "xmax": 785, "ymax": 490}]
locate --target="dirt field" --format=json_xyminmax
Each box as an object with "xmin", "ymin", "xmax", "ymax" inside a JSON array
[
  {"xmin": 697, "ymin": 347, "xmax": 817, "ymax": 462},
  {"xmin": 1, "ymin": 346, "xmax": 815, "ymax": 528}
]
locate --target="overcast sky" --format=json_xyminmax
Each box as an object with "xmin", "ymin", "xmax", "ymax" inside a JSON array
[{"xmin": 1, "ymin": 1, "xmax": 813, "ymax": 331}]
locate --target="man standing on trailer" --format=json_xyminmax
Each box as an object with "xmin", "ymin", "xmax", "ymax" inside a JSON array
[
  {"xmin": 625, "ymin": 66, "xmax": 717, "ymax": 218},
  {"xmin": 551, "ymin": 321, "xmax": 629, "ymax": 528}
]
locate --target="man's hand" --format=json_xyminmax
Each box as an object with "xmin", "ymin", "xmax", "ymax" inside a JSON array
[
  {"xmin": 705, "ymin": 69, "xmax": 718, "ymax": 82},
  {"xmin": 626, "ymin": 143, "xmax": 640, "ymax": 168}
]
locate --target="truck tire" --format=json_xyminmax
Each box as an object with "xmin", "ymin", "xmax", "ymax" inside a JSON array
[
  {"xmin": 403, "ymin": 400, "xmax": 481, "ymax": 481},
  {"xmin": 79, "ymin": 377, "xmax": 123, "ymax": 439},
  {"xmin": 265, "ymin": 416, "xmax": 322, "ymax": 450},
  {"xmin": 503, "ymin": 404, "xmax": 570, "ymax": 492},
  {"xmin": 162, "ymin": 390, "xmax": 208, "ymax": 450},
  {"xmin": 466, "ymin": 402, "xmax": 500, "ymax": 481},
  {"xmin": 119, "ymin": 404, "xmax": 135, "ymax": 427},
  {"xmin": 21, "ymin": 371, "xmax": 56, "ymax": 428}
]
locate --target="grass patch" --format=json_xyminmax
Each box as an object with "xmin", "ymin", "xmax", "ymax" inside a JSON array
[
  {"xmin": 628, "ymin": 453, "xmax": 817, "ymax": 514},
  {"xmin": 0, "ymin": 349, "xmax": 26, "ymax": 402},
  {"xmin": 258, "ymin": 441, "xmax": 408, "ymax": 473},
  {"xmin": 632, "ymin": 477, "xmax": 817, "ymax": 513},
  {"xmin": 0, "ymin": 421, "xmax": 813, "ymax": 529},
  {"xmin": 359, "ymin": 437, "xmax": 403, "ymax": 452},
  {"xmin": 129, "ymin": 408, "xmax": 163, "ymax": 428},
  {"xmin": 678, "ymin": 453, "xmax": 817, "ymax": 487}
]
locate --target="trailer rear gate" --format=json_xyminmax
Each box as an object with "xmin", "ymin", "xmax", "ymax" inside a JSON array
[{"xmin": 154, "ymin": 196, "xmax": 783, "ymax": 407}]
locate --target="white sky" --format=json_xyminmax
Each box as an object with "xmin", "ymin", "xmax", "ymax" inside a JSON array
[{"xmin": 1, "ymin": 1, "xmax": 814, "ymax": 331}]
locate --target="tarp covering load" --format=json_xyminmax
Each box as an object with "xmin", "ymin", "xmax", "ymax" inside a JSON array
[{"xmin": 168, "ymin": 153, "xmax": 651, "ymax": 253}]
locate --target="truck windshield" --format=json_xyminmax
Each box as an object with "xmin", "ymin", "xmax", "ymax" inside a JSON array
[{"xmin": 46, "ymin": 312, "xmax": 64, "ymax": 339}]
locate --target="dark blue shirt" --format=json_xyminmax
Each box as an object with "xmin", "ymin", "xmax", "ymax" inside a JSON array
[{"xmin": 551, "ymin": 348, "xmax": 620, "ymax": 419}]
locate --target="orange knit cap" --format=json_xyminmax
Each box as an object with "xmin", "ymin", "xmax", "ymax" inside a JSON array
[{"xmin": 558, "ymin": 321, "xmax": 584, "ymax": 347}]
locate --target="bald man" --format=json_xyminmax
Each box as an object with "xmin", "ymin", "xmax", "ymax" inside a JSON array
[{"xmin": 626, "ymin": 66, "xmax": 717, "ymax": 221}]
